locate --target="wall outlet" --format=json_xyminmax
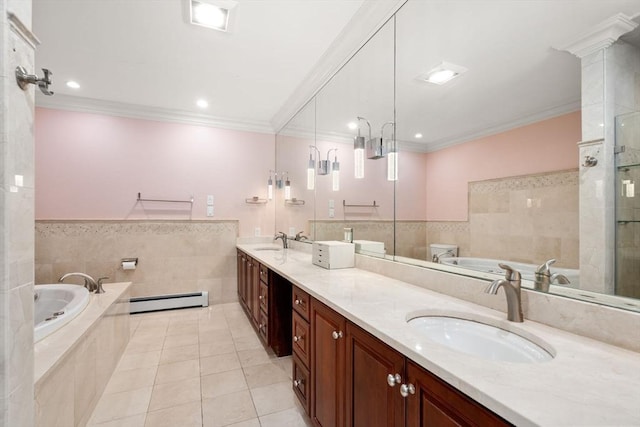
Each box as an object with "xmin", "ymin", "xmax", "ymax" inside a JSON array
[
  {"xmin": 254, "ymin": 227, "xmax": 261, "ymax": 236},
  {"xmin": 207, "ymin": 195, "xmax": 214, "ymax": 206},
  {"xmin": 289, "ymin": 227, "xmax": 296, "ymax": 236},
  {"xmin": 329, "ymin": 199, "xmax": 335, "ymax": 208},
  {"xmin": 206, "ymin": 206, "xmax": 214, "ymax": 217},
  {"xmin": 329, "ymin": 208, "xmax": 335, "ymax": 218}
]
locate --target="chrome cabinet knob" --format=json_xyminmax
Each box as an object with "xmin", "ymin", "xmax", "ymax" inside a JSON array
[
  {"xmin": 259, "ymin": 295, "xmax": 264, "ymax": 300},
  {"xmin": 387, "ymin": 373, "xmax": 402, "ymax": 387},
  {"xmin": 293, "ymin": 335, "xmax": 302, "ymax": 342},
  {"xmin": 293, "ymin": 379, "xmax": 304, "ymax": 387},
  {"xmin": 331, "ymin": 330, "xmax": 343, "ymax": 340},
  {"xmin": 294, "ymin": 299, "xmax": 302, "ymax": 305},
  {"xmin": 400, "ymin": 383, "xmax": 416, "ymax": 397}
]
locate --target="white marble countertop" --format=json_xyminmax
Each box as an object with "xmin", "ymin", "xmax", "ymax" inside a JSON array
[
  {"xmin": 238, "ymin": 244, "xmax": 640, "ymax": 426},
  {"xmin": 34, "ymin": 282, "xmax": 131, "ymax": 385}
]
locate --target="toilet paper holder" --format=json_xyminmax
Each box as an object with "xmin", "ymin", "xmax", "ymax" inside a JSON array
[{"xmin": 121, "ymin": 258, "xmax": 138, "ymax": 270}]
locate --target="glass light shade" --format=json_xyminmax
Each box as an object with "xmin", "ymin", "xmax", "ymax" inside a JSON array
[
  {"xmin": 387, "ymin": 151, "xmax": 398, "ymax": 181},
  {"xmin": 307, "ymin": 157, "xmax": 315, "ymax": 190},
  {"xmin": 354, "ymin": 136, "xmax": 365, "ymax": 179},
  {"xmin": 267, "ymin": 177, "xmax": 273, "ymax": 200},
  {"xmin": 332, "ymin": 161, "xmax": 340, "ymax": 191},
  {"xmin": 284, "ymin": 179, "xmax": 291, "ymax": 200}
]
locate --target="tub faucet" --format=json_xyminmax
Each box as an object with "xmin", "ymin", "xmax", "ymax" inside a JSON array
[
  {"xmin": 59, "ymin": 272, "xmax": 108, "ymax": 294},
  {"xmin": 432, "ymin": 249, "xmax": 455, "ymax": 263},
  {"xmin": 534, "ymin": 259, "xmax": 571, "ymax": 293},
  {"xmin": 274, "ymin": 232, "xmax": 288, "ymax": 249},
  {"xmin": 294, "ymin": 231, "xmax": 308, "ymax": 241},
  {"xmin": 485, "ymin": 264, "xmax": 523, "ymax": 322}
]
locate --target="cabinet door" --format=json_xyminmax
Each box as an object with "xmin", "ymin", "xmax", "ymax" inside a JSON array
[
  {"xmin": 292, "ymin": 311, "xmax": 310, "ymax": 368},
  {"xmin": 311, "ymin": 299, "xmax": 346, "ymax": 427},
  {"xmin": 405, "ymin": 361, "xmax": 512, "ymax": 427},
  {"xmin": 345, "ymin": 322, "xmax": 405, "ymax": 427},
  {"xmin": 237, "ymin": 251, "xmax": 248, "ymax": 307},
  {"xmin": 247, "ymin": 258, "xmax": 260, "ymax": 324}
]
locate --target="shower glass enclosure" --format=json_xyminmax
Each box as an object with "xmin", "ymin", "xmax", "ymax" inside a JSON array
[{"xmin": 615, "ymin": 111, "xmax": 640, "ymax": 299}]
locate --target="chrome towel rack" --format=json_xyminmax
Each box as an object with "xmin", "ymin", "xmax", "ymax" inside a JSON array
[
  {"xmin": 137, "ymin": 192, "xmax": 194, "ymax": 204},
  {"xmin": 285, "ymin": 198, "xmax": 305, "ymax": 206},
  {"xmin": 343, "ymin": 200, "xmax": 379, "ymax": 208},
  {"xmin": 245, "ymin": 196, "xmax": 268, "ymax": 204}
]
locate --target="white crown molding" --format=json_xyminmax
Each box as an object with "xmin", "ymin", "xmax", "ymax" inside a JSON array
[
  {"xmin": 398, "ymin": 101, "xmax": 581, "ymax": 153},
  {"xmin": 555, "ymin": 13, "xmax": 638, "ymax": 58},
  {"xmin": 270, "ymin": 0, "xmax": 407, "ymax": 132},
  {"xmin": 7, "ymin": 11, "xmax": 40, "ymax": 48},
  {"xmin": 36, "ymin": 94, "xmax": 275, "ymax": 134}
]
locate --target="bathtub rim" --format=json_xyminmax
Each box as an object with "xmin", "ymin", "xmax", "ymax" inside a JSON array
[
  {"xmin": 34, "ymin": 284, "xmax": 91, "ymax": 343},
  {"xmin": 34, "ymin": 282, "xmax": 131, "ymax": 386}
]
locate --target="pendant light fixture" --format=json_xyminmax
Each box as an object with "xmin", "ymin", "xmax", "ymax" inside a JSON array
[{"xmin": 354, "ymin": 117, "xmax": 370, "ymax": 179}]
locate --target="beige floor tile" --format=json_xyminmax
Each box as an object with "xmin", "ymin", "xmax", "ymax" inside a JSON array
[
  {"xmin": 132, "ymin": 325, "xmax": 168, "ymax": 338},
  {"xmin": 155, "ymin": 359, "xmax": 200, "ymax": 384},
  {"xmin": 250, "ymin": 381, "xmax": 298, "ymax": 416},
  {"xmin": 202, "ymin": 390, "xmax": 257, "ymax": 427},
  {"xmin": 126, "ymin": 340, "xmax": 165, "ymax": 354},
  {"xmin": 117, "ymin": 350, "xmax": 162, "ymax": 371},
  {"xmin": 225, "ymin": 419, "xmax": 260, "ymax": 427},
  {"xmin": 89, "ymin": 413, "xmax": 146, "ymax": 427},
  {"xmin": 201, "ymin": 369, "xmax": 248, "ymax": 399},
  {"xmin": 232, "ymin": 334, "xmax": 262, "ymax": 351},
  {"xmin": 105, "ymin": 367, "xmax": 158, "ymax": 394},
  {"xmin": 200, "ymin": 353, "xmax": 241, "ymax": 376},
  {"xmin": 89, "ymin": 387, "xmax": 153, "ymax": 424},
  {"xmin": 144, "ymin": 401, "xmax": 203, "ymax": 427},
  {"xmin": 160, "ymin": 344, "xmax": 200, "ymax": 365},
  {"xmin": 237, "ymin": 349, "xmax": 272, "ymax": 368},
  {"xmin": 259, "ymin": 407, "xmax": 312, "ymax": 427},
  {"xmin": 163, "ymin": 333, "xmax": 199, "ymax": 349},
  {"xmin": 199, "ymin": 328, "xmax": 233, "ymax": 344},
  {"xmin": 200, "ymin": 339, "xmax": 236, "ymax": 358},
  {"xmin": 148, "ymin": 377, "xmax": 201, "ymax": 412},
  {"xmin": 274, "ymin": 356, "xmax": 293, "ymax": 380},
  {"xmin": 228, "ymin": 324, "xmax": 255, "ymax": 339},
  {"xmin": 166, "ymin": 323, "xmax": 199, "ymax": 337},
  {"xmin": 242, "ymin": 362, "xmax": 290, "ymax": 389}
]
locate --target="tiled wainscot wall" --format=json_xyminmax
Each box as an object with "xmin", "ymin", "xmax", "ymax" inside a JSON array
[
  {"xmin": 35, "ymin": 221, "xmax": 239, "ymax": 302},
  {"xmin": 314, "ymin": 169, "xmax": 579, "ymax": 267}
]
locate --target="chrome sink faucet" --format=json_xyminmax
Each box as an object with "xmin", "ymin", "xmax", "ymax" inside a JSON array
[
  {"xmin": 294, "ymin": 231, "xmax": 308, "ymax": 241},
  {"xmin": 485, "ymin": 264, "xmax": 523, "ymax": 322},
  {"xmin": 274, "ymin": 231, "xmax": 288, "ymax": 249},
  {"xmin": 534, "ymin": 259, "xmax": 570, "ymax": 292},
  {"xmin": 59, "ymin": 272, "xmax": 108, "ymax": 294}
]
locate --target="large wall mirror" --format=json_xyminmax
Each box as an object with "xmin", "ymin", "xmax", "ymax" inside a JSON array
[{"xmin": 275, "ymin": 0, "xmax": 640, "ymax": 312}]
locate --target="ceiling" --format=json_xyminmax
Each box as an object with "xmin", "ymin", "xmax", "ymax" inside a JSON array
[
  {"xmin": 33, "ymin": 0, "xmax": 640, "ymax": 144},
  {"xmin": 32, "ymin": 0, "xmax": 369, "ymax": 132}
]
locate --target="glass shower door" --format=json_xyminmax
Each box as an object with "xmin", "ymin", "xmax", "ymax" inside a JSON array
[{"xmin": 615, "ymin": 112, "xmax": 640, "ymax": 299}]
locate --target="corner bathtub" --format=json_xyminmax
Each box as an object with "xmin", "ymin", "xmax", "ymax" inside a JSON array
[
  {"xmin": 439, "ymin": 257, "xmax": 580, "ymax": 287},
  {"xmin": 34, "ymin": 284, "xmax": 90, "ymax": 342}
]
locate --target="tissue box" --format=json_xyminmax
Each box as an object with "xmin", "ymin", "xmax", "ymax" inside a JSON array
[{"xmin": 312, "ymin": 241, "xmax": 355, "ymax": 269}]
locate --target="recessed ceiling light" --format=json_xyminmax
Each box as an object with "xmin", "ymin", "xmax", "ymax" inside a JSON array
[
  {"xmin": 414, "ymin": 133, "xmax": 423, "ymax": 139},
  {"xmin": 196, "ymin": 99, "xmax": 209, "ymax": 108},
  {"xmin": 347, "ymin": 122, "xmax": 358, "ymax": 130},
  {"xmin": 190, "ymin": 0, "xmax": 236, "ymax": 32},
  {"xmin": 418, "ymin": 61, "xmax": 467, "ymax": 85},
  {"xmin": 66, "ymin": 81, "xmax": 80, "ymax": 89}
]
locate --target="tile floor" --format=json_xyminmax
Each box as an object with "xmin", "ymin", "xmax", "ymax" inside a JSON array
[{"xmin": 87, "ymin": 303, "xmax": 312, "ymax": 427}]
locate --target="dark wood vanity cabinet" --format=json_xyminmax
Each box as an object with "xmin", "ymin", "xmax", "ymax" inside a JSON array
[
  {"xmin": 236, "ymin": 249, "xmax": 291, "ymax": 357},
  {"xmin": 290, "ymin": 286, "xmax": 511, "ymax": 427}
]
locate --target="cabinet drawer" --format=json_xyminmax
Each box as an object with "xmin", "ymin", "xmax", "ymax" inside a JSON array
[
  {"xmin": 259, "ymin": 281, "xmax": 269, "ymax": 313},
  {"xmin": 292, "ymin": 354, "xmax": 310, "ymax": 415},
  {"xmin": 292, "ymin": 287, "xmax": 310, "ymax": 321},
  {"xmin": 292, "ymin": 311, "xmax": 310, "ymax": 367},
  {"xmin": 259, "ymin": 264, "xmax": 269, "ymax": 285},
  {"xmin": 258, "ymin": 310, "xmax": 269, "ymax": 344}
]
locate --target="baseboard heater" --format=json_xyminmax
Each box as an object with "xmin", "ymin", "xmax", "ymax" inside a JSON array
[{"xmin": 130, "ymin": 292, "xmax": 209, "ymax": 314}]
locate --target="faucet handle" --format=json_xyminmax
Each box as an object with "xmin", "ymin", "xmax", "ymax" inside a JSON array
[
  {"xmin": 535, "ymin": 259, "xmax": 556, "ymax": 275},
  {"xmin": 498, "ymin": 264, "xmax": 521, "ymax": 281}
]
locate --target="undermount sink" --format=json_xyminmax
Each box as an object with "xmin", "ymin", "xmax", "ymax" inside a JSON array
[
  {"xmin": 407, "ymin": 315, "xmax": 554, "ymax": 364},
  {"xmin": 254, "ymin": 247, "xmax": 281, "ymax": 251}
]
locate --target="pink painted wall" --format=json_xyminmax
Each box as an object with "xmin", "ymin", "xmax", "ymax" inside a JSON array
[
  {"xmin": 424, "ymin": 111, "xmax": 581, "ymax": 221},
  {"xmin": 35, "ymin": 108, "xmax": 275, "ymax": 236}
]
